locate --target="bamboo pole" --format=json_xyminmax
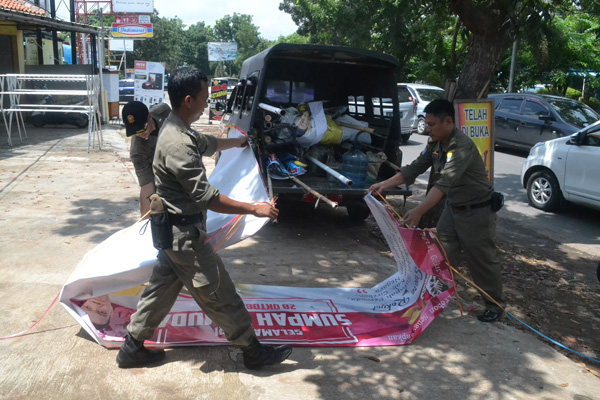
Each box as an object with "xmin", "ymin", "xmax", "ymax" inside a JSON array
[
  {"xmin": 384, "ymin": 160, "xmax": 401, "ymax": 172},
  {"xmin": 289, "ymin": 175, "xmax": 338, "ymax": 208},
  {"xmin": 335, "ymin": 121, "xmax": 376, "ymax": 134}
]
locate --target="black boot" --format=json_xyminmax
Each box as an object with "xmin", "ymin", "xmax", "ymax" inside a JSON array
[
  {"xmin": 116, "ymin": 334, "xmax": 165, "ymax": 368},
  {"xmin": 241, "ymin": 337, "xmax": 292, "ymax": 370}
]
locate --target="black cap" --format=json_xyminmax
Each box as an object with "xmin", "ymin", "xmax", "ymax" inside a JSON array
[{"xmin": 122, "ymin": 101, "xmax": 149, "ymax": 137}]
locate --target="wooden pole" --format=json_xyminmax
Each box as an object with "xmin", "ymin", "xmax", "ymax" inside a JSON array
[
  {"xmin": 335, "ymin": 121, "xmax": 376, "ymax": 134},
  {"xmin": 384, "ymin": 160, "xmax": 401, "ymax": 172},
  {"xmin": 289, "ymin": 176, "xmax": 338, "ymax": 208}
]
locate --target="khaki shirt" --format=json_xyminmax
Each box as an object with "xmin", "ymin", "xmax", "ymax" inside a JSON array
[
  {"xmin": 152, "ymin": 113, "xmax": 219, "ymax": 216},
  {"xmin": 130, "ymin": 103, "xmax": 171, "ymax": 186},
  {"xmin": 399, "ymin": 128, "xmax": 493, "ymax": 206}
]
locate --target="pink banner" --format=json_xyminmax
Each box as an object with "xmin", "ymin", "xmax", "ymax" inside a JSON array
[{"xmin": 61, "ymin": 193, "xmax": 456, "ymax": 349}]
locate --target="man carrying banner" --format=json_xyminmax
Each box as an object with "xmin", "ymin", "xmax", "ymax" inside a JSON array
[
  {"xmin": 122, "ymin": 101, "xmax": 171, "ymax": 217},
  {"xmin": 369, "ymin": 99, "xmax": 505, "ymax": 323},
  {"xmin": 116, "ymin": 67, "xmax": 292, "ymax": 370}
]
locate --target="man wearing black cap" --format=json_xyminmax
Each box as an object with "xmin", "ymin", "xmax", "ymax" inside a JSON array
[{"xmin": 122, "ymin": 101, "xmax": 171, "ymax": 217}]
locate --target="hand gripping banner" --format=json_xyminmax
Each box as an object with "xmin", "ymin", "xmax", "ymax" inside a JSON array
[{"xmin": 60, "ymin": 134, "xmax": 456, "ymax": 348}]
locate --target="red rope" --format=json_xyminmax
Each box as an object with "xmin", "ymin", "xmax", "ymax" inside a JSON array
[{"xmin": 0, "ymin": 292, "xmax": 60, "ymax": 340}]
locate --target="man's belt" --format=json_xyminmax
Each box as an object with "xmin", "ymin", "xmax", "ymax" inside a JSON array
[
  {"xmin": 451, "ymin": 199, "xmax": 491, "ymax": 211},
  {"xmin": 170, "ymin": 213, "xmax": 203, "ymax": 226}
]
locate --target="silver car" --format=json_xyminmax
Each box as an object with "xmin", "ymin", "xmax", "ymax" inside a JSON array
[{"xmin": 397, "ymin": 83, "xmax": 446, "ymax": 135}]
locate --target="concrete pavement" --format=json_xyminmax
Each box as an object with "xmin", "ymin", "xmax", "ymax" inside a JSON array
[{"xmin": 0, "ymin": 119, "xmax": 598, "ymax": 400}]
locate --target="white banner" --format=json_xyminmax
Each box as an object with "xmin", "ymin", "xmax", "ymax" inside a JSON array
[
  {"xmin": 208, "ymin": 42, "xmax": 238, "ymax": 62},
  {"xmin": 112, "ymin": 0, "xmax": 153, "ymax": 13},
  {"xmin": 109, "ymin": 39, "xmax": 134, "ymax": 52}
]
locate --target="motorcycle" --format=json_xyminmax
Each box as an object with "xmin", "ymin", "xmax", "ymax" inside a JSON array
[{"xmin": 29, "ymin": 92, "xmax": 89, "ymax": 129}]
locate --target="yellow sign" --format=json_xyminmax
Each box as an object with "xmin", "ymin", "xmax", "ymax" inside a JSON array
[{"xmin": 455, "ymin": 100, "xmax": 495, "ymax": 183}]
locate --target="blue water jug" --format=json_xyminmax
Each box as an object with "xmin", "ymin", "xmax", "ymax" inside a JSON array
[{"xmin": 341, "ymin": 148, "xmax": 369, "ymax": 188}]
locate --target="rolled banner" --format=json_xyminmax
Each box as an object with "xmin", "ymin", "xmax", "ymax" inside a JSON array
[
  {"xmin": 306, "ymin": 155, "xmax": 354, "ymax": 187},
  {"xmin": 258, "ymin": 102, "xmax": 286, "ymax": 116}
]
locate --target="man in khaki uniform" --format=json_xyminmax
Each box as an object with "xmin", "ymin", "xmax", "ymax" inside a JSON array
[
  {"xmin": 116, "ymin": 67, "xmax": 292, "ymax": 370},
  {"xmin": 370, "ymin": 99, "xmax": 505, "ymax": 323},
  {"xmin": 122, "ymin": 101, "xmax": 171, "ymax": 216}
]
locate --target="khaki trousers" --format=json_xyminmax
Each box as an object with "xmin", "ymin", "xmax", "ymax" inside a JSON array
[
  {"xmin": 127, "ymin": 223, "xmax": 255, "ymax": 346},
  {"xmin": 436, "ymin": 202, "xmax": 505, "ymax": 314}
]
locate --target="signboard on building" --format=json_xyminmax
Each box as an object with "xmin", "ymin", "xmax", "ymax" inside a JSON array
[
  {"xmin": 207, "ymin": 42, "xmax": 238, "ymax": 62},
  {"xmin": 112, "ymin": 0, "xmax": 153, "ymax": 13},
  {"xmin": 112, "ymin": 23, "xmax": 153, "ymax": 38},
  {"xmin": 454, "ymin": 99, "xmax": 496, "ymax": 184},
  {"xmin": 209, "ymin": 78, "xmax": 229, "ymax": 121},
  {"xmin": 134, "ymin": 60, "xmax": 165, "ymax": 107},
  {"xmin": 114, "ymin": 15, "xmax": 151, "ymax": 24},
  {"xmin": 109, "ymin": 39, "xmax": 134, "ymax": 51}
]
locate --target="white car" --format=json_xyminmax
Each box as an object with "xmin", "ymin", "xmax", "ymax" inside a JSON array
[
  {"xmin": 397, "ymin": 83, "xmax": 445, "ymax": 136},
  {"xmin": 520, "ymin": 120, "xmax": 600, "ymax": 212}
]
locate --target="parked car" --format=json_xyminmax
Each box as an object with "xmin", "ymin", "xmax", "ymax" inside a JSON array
[
  {"xmin": 118, "ymin": 79, "xmax": 134, "ymax": 102},
  {"xmin": 520, "ymin": 120, "xmax": 600, "ymax": 212},
  {"xmin": 397, "ymin": 83, "xmax": 445, "ymax": 136},
  {"xmin": 221, "ymin": 43, "xmax": 411, "ymax": 220},
  {"xmin": 489, "ymin": 93, "xmax": 600, "ymax": 151}
]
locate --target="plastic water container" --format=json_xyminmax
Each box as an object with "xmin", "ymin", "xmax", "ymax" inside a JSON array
[{"xmin": 341, "ymin": 148, "xmax": 369, "ymax": 188}]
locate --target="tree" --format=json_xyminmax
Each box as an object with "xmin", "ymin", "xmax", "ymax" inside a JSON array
[
  {"xmin": 279, "ymin": 0, "xmax": 452, "ymax": 82},
  {"xmin": 492, "ymin": 5, "xmax": 600, "ymax": 98},
  {"xmin": 212, "ymin": 13, "xmax": 270, "ymax": 75},
  {"xmin": 181, "ymin": 22, "xmax": 214, "ymax": 75},
  {"xmin": 132, "ymin": 13, "xmax": 186, "ymax": 72}
]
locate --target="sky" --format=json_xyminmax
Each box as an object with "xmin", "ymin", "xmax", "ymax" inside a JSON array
[{"xmin": 152, "ymin": 0, "xmax": 299, "ymax": 40}]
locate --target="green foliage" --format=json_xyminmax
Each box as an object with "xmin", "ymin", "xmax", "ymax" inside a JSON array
[
  {"xmin": 131, "ymin": 12, "xmax": 187, "ymax": 72},
  {"xmin": 120, "ymin": 11, "xmax": 274, "ymax": 77},
  {"xmin": 565, "ymin": 87, "xmax": 582, "ymax": 100},
  {"xmin": 584, "ymin": 97, "xmax": 600, "ymax": 113},
  {"xmin": 273, "ymin": 33, "xmax": 310, "ymax": 45},
  {"xmin": 181, "ymin": 22, "xmax": 213, "ymax": 74},
  {"xmin": 279, "ymin": 0, "xmax": 458, "ymax": 84},
  {"xmin": 212, "ymin": 13, "xmax": 271, "ymax": 75},
  {"xmin": 495, "ymin": 7, "xmax": 600, "ymax": 96},
  {"xmin": 104, "ymin": 1, "xmax": 599, "ymax": 100}
]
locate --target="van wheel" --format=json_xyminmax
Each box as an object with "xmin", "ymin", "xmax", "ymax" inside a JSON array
[
  {"xmin": 346, "ymin": 203, "xmax": 370, "ymax": 221},
  {"xmin": 31, "ymin": 116, "xmax": 45, "ymax": 128},
  {"xmin": 526, "ymin": 170, "xmax": 561, "ymax": 212},
  {"xmin": 401, "ymin": 134, "xmax": 410, "ymax": 144},
  {"xmin": 417, "ymin": 117, "xmax": 426, "ymax": 135},
  {"xmin": 75, "ymin": 117, "xmax": 89, "ymax": 128}
]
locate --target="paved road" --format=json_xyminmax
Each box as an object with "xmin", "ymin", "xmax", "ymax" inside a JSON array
[{"xmin": 401, "ymin": 133, "xmax": 600, "ymax": 259}]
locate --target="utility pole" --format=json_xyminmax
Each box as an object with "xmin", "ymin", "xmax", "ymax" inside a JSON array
[{"xmin": 508, "ymin": 39, "xmax": 518, "ymax": 93}]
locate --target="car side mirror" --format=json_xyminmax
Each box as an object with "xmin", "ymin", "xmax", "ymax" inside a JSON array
[{"xmin": 538, "ymin": 111, "xmax": 551, "ymax": 122}]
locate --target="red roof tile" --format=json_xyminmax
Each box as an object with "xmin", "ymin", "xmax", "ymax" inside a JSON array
[{"xmin": 0, "ymin": 0, "xmax": 47, "ymax": 16}]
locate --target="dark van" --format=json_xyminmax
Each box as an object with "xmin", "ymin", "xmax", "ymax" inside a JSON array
[{"xmin": 222, "ymin": 44, "xmax": 411, "ymax": 220}]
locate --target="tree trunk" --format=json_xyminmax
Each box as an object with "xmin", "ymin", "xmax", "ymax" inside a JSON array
[
  {"xmin": 453, "ymin": 31, "xmax": 508, "ymax": 99},
  {"xmin": 448, "ymin": 0, "xmax": 513, "ymax": 100}
]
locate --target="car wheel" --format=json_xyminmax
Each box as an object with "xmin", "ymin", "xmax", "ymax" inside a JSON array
[
  {"xmin": 417, "ymin": 117, "xmax": 426, "ymax": 135},
  {"xmin": 346, "ymin": 203, "xmax": 371, "ymax": 221},
  {"xmin": 526, "ymin": 170, "xmax": 561, "ymax": 212},
  {"xmin": 401, "ymin": 134, "xmax": 410, "ymax": 144},
  {"xmin": 75, "ymin": 117, "xmax": 89, "ymax": 128},
  {"xmin": 31, "ymin": 115, "xmax": 45, "ymax": 128}
]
